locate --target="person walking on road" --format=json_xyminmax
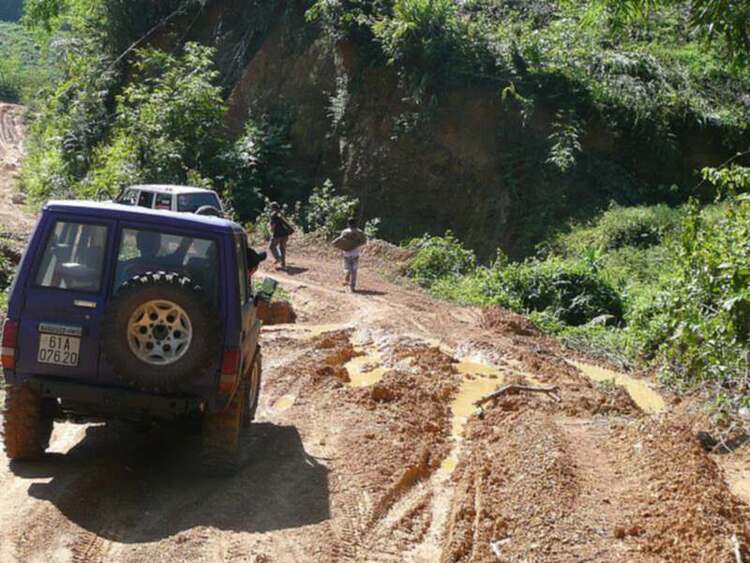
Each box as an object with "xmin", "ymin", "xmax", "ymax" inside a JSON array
[
  {"xmin": 332, "ymin": 218, "xmax": 367, "ymax": 292},
  {"xmin": 268, "ymin": 202, "xmax": 293, "ymax": 270}
]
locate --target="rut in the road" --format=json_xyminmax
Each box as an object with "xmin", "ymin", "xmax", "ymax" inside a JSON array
[{"xmin": 0, "ymin": 104, "xmax": 23, "ymax": 158}]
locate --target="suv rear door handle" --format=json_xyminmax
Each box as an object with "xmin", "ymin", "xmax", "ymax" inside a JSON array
[{"xmin": 74, "ymin": 300, "xmax": 97, "ymax": 309}]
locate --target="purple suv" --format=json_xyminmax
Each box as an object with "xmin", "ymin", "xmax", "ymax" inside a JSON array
[{"xmin": 2, "ymin": 201, "xmax": 265, "ymax": 474}]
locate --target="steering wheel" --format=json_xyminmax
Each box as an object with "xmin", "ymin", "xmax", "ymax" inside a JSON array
[{"xmin": 195, "ymin": 205, "xmax": 223, "ymax": 217}]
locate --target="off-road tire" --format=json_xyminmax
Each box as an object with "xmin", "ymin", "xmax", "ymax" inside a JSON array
[
  {"xmin": 2, "ymin": 384, "xmax": 53, "ymax": 461},
  {"xmin": 201, "ymin": 378, "xmax": 247, "ymax": 476},
  {"xmin": 243, "ymin": 349, "xmax": 262, "ymax": 428},
  {"xmin": 101, "ymin": 272, "xmax": 222, "ymax": 393}
]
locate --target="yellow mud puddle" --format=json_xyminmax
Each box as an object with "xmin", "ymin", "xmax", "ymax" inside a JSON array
[
  {"xmin": 345, "ymin": 348, "xmax": 388, "ymax": 387},
  {"xmin": 569, "ymin": 360, "xmax": 665, "ymax": 414},
  {"xmin": 273, "ymin": 394, "xmax": 296, "ymax": 411},
  {"xmin": 439, "ymin": 360, "xmax": 507, "ymax": 475}
]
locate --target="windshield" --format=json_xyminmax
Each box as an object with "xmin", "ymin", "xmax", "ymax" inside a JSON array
[
  {"xmin": 114, "ymin": 228, "xmax": 219, "ymax": 301},
  {"xmin": 177, "ymin": 192, "xmax": 220, "ymax": 213}
]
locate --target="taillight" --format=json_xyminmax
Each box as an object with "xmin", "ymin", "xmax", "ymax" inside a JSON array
[
  {"xmin": 2, "ymin": 319, "xmax": 19, "ymax": 370},
  {"xmin": 221, "ymin": 348, "xmax": 240, "ymax": 376},
  {"xmin": 219, "ymin": 348, "xmax": 240, "ymax": 394}
]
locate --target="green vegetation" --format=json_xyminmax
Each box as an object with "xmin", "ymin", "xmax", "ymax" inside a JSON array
[
  {"xmin": 309, "ymin": 0, "xmax": 750, "ymax": 139},
  {"xmin": 0, "ymin": 22, "xmax": 56, "ymax": 102},
  {"xmin": 581, "ymin": 0, "xmax": 750, "ymax": 58},
  {"xmin": 249, "ymin": 182, "xmax": 380, "ymax": 242},
  {"xmin": 22, "ymin": 42, "xmax": 228, "ymax": 201},
  {"xmin": 407, "ymin": 165, "xmax": 750, "ymax": 418},
  {"xmin": 405, "ymin": 232, "xmax": 477, "ymax": 287}
]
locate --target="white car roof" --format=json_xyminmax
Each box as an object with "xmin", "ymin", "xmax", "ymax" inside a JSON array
[{"xmin": 127, "ymin": 184, "xmax": 218, "ymax": 195}]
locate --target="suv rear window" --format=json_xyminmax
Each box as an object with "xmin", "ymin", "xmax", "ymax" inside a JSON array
[
  {"xmin": 114, "ymin": 228, "xmax": 219, "ymax": 300},
  {"xmin": 35, "ymin": 221, "xmax": 108, "ymax": 292},
  {"xmin": 177, "ymin": 193, "xmax": 220, "ymax": 213}
]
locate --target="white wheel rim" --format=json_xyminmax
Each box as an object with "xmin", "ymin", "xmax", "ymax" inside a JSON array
[{"xmin": 127, "ymin": 300, "xmax": 193, "ymax": 365}]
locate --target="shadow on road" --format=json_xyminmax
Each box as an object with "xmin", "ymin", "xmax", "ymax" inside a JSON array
[
  {"xmin": 15, "ymin": 422, "xmax": 329, "ymax": 542},
  {"xmin": 354, "ymin": 289, "xmax": 387, "ymax": 296},
  {"xmin": 282, "ymin": 265, "xmax": 308, "ymax": 276}
]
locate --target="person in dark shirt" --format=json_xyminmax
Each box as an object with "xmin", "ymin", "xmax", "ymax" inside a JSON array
[{"xmin": 268, "ymin": 202, "xmax": 293, "ymax": 270}]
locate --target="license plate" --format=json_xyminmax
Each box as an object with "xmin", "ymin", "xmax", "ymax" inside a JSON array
[{"xmin": 38, "ymin": 334, "xmax": 81, "ymax": 367}]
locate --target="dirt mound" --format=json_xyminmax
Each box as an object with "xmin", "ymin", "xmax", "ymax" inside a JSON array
[
  {"xmin": 481, "ymin": 307, "xmax": 540, "ymax": 337},
  {"xmin": 288, "ymin": 231, "xmax": 413, "ymax": 274},
  {"xmin": 441, "ymin": 399, "xmax": 750, "ymax": 561},
  {"xmin": 623, "ymin": 420, "xmax": 750, "ymax": 561},
  {"xmin": 256, "ymin": 299, "xmax": 297, "ymax": 325},
  {"xmin": 362, "ymin": 239, "xmax": 414, "ymax": 268}
]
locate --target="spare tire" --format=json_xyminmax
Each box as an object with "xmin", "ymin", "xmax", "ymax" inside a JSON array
[{"xmin": 101, "ymin": 272, "xmax": 222, "ymax": 392}]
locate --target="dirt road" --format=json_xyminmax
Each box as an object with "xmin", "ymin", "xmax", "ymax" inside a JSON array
[{"xmin": 0, "ymin": 102, "xmax": 748, "ymax": 562}]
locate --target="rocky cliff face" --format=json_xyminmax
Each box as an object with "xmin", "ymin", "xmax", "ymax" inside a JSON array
[{"xmin": 188, "ymin": 1, "xmax": 743, "ymax": 259}]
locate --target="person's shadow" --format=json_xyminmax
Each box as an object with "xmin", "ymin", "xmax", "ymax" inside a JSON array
[
  {"xmin": 15, "ymin": 422, "xmax": 329, "ymax": 542},
  {"xmin": 282, "ymin": 266, "xmax": 308, "ymax": 276},
  {"xmin": 353, "ymin": 289, "xmax": 387, "ymax": 296}
]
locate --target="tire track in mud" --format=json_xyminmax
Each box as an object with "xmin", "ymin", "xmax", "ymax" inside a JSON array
[
  {"xmin": 0, "ymin": 104, "xmax": 23, "ymax": 162},
  {"xmin": 71, "ymin": 529, "xmax": 113, "ymax": 563}
]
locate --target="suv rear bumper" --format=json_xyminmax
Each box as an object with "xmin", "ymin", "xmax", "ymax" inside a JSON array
[{"xmin": 27, "ymin": 376, "xmax": 204, "ymax": 422}]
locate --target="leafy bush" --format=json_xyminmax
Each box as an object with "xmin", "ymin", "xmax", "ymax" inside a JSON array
[
  {"xmin": 302, "ymin": 179, "xmax": 359, "ymax": 239},
  {"xmin": 429, "ymin": 255, "xmax": 623, "ymax": 326},
  {"xmin": 635, "ymin": 187, "xmax": 750, "ymax": 404},
  {"xmin": 24, "ymin": 43, "xmax": 227, "ymax": 201},
  {"xmin": 373, "ymin": 0, "xmax": 473, "ymax": 92},
  {"xmin": 405, "ymin": 233, "xmax": 477, "ymax": 287},
  {"xmin": 227, "ymin": 116, "xmax": 304, "ymax": 223},
  {"xmin": 95, "ymin": 43, "xmax": 226, "ymax": 194},
  {"xmin": 248, "ymin": 180, "xmax": 381, "ymax": 242},
  {"xmin": 548, "ymin": 204, "xmax": 685, "ymax": 257}
]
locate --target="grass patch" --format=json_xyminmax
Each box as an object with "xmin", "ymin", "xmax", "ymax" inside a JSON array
[{"xmin": 0, "ymin": 22, "xmax": 56, "ymax": 102}]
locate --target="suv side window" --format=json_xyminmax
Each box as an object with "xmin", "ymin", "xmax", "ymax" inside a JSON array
[
  {"xmin": 154, "ymin": 193, "xmax": 172, "ymax": 210},
  {"xmin": 34, "ymin": 221, "xmax": 108, "ymax": 292},
  {"xmin": 235, "ymin": 236, "xmax": 249, "ymax": 303},
  {"xmin": 138, "ymin": 191, "xmax": 154, "ymax": 208}
]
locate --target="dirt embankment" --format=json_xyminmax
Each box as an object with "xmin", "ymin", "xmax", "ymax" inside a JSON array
[{"xmin": 0, "ymin": 105, "xmax": 748, "ymax": 561}]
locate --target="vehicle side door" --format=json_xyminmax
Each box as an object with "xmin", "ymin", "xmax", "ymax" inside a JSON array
[
  {"xmin": 154, "ymin": 192, "xmax": 172, "ymax": 211},
  {"xmin": 235, "ymin": 235, "xmax": 260, "ymax": 374},
  {"xmin": 15, "ymin": 214, "xmax": 116, "ymax": 382},
  {"xmin": 137, "ymin": 190, "xmax": 155, "ymax": 209}
]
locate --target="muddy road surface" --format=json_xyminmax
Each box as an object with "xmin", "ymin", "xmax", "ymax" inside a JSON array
[{"xmin": 0, "ymin": 102, "xmax": 749, "ymax": 562}]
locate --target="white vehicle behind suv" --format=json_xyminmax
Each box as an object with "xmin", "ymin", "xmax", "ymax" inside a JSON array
[{"xmin": 117, "ymin": 184, "xmax": 224, "ymax": 215}]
